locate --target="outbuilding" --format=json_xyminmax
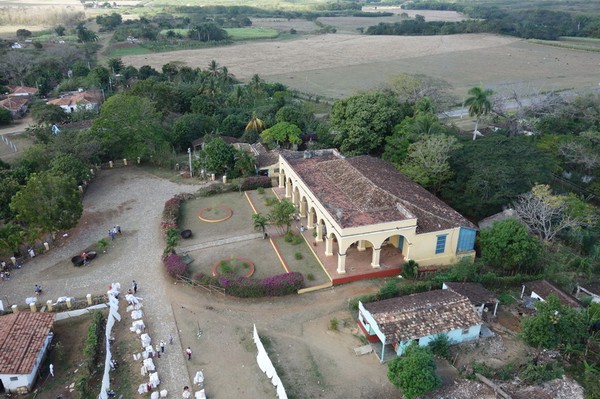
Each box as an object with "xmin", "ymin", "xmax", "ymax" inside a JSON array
[
  {"xmin": 0, "ymin": 312, "xmax": 55, "ymax": 394},
  {"xmin": 358, "ymin": 290, "xmax": 482, "ymax": 362}
]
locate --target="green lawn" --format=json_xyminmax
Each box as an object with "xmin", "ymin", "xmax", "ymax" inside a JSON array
[
  {"xmin": 106, "ymin": 46, "xmax": 153, "ymax": 56},
  {"xmin": 159, "ymin": 28, "xmax": 191, "ymax": 35},
  {"xmin": 225, "ymin": 28, "xmax": 279, "ymax": 40}
]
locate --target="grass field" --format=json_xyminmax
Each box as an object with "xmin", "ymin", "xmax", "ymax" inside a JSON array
[
  {"xmin": 529, "ymin": 38, "xmax": 600, "ymax": 52},
  {"xmin": 225, "ymin": 27, "xmax": 279, "ymax": 40},
  {"xmin": 107, "ymin": 45, "xmax": 153, "ymax": 56}
]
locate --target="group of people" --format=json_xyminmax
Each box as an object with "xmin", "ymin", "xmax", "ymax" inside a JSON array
[
  {"xmin": 108, "ymin": 225, "xmax": 122, "ymax": 240},
  {"xmin": 1, "ymin": 260, "xmax": 12, "ymax": 281}
]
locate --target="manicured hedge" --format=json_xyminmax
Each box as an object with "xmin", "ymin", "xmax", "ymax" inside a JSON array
[
  {"xmin": 193, "ymin": 271, "xmax": 304, "ymax": 297},
  {"xmin": 240, "ymin": 176, "xmax": 272, "ymax": 191},
  {"xmin": 161, "ymin": 196, "xmax": 181, "ymax": 235}
]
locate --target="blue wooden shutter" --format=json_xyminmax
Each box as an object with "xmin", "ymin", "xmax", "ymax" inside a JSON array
[
  {"xmin": 456, "ymin": 228, "xmax": 477, "ymax": 253},
  {"xmin": 435, "ymin": 235, "xmax": 447, "ymax": 254}
]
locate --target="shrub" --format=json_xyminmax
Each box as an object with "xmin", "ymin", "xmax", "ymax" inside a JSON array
[
  {"xmin": 284, "ymin": 231, "xmax": 294, "ymax": 242},
  {"xmin": 307, "ymin": 273, "xmax": 315, "ymax": 281},
  {"xmin": 192, "ymin": 272, "xmax": 218, "ymax": 286},
  {"xmin": 519, "ymin": 361, "xmax": 564, "ymax": 384},
  {"xmin": 241, "ymin": 175, "xmax": 272, "ymax": 191},
  {"xmin": 218, "ymin": 272, "xmax": 304, "ymax": 297},
  {"xmin": 257, "ymin": 186, "xmax": 265, "ymax": 194},
  {"xmin": 428, "ymin": 333, "xmax": 452, "ymax": 360},
  {"xmin": 292, "ymin": 235, "xmax": 303, "ymax": 245},
  {"xmin": 264, "ymin": 196, "xmax": 277, "ymax": 206},
  {"xmin": 163, "ymin": 253, "xmax": 189, "ymax": 277},
  {"xmin": 161, "ymin": 196, "xmax": 181, "ymax": 234},
  {"xmin": 294, "ymin": 251, "xmax": 303, "ymax": 260},
  {"xmin": 329, "ymin": 318, "xmax": 339, "ymax": 330},
  {"xmin": 378, "ymin": 279, "xmax": 399, "ymax": 299},
  {"xmin": 497, "ymin": 293, "xmax": 516, "ymax": 304},
  {"xmin": 388, "ymin": 344, "xmax": 440, "ymax": 399},
  {"xmin": 402, "ymin": 260, "xmax": 419, "ymax": 279}
]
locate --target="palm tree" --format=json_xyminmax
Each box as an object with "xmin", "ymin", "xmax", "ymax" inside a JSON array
[
  {"xmin": 252, "ymin": 213, "xmax": 269, "ymax": 239},
  {"xmin": 207, "ymin": 60, "xmax": 219, "ymax": 78},
  {"xmin": 464, "ymin": 86, "xmax": 494, "ymax": 140},
  {"xmin": 245, "ymin": 112, "xmax": 265, "ymax": 134}
]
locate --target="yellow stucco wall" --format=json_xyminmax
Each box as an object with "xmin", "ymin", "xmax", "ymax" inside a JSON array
[{"xmin": 278, "ymin": 155, "xmax": 474, "ymax": 270}]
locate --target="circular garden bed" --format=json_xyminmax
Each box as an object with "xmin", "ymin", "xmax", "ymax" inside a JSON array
[
  {"xmin": 212, "ymin": 257, "xmax": 255, "ymax": 278},
  {"xmin": 198, "ymin": 205, "xmax": 233, "ymax": 223}
]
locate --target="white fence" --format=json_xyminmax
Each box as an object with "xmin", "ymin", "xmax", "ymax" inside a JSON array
[{"xmin": 253, "ymin": 324, "xmax": 287, "ymax": 399}]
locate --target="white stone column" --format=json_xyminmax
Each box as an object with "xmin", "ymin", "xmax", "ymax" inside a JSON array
[
  {"xmin": 292, "ymin": 189, "xmax": 298, "ymax": 207},
  {"xmin": 279, "ymin": 173, "xmax": 284, "ymax": 188},
  {"xmin": 357, "ymin": 240, "xmax": 367, "ymax": 252},
  {"xmin": 325, "ymin": 237, "xmax": 333, "ymax": 256},
  {"xmin": 307, "ymin": 212, "xmax": 315, "ymax": 229},
  {"xmin": 285, "ymin": 181, "xmax": 292, "ymax": 198},
  {"xmin": 371, "ymin": 247, "xmax": 381, "ymax": 268},
  {"xmin": 299, "ymin": 200, "xmax": 307, "ymax": 217},
  {"xmin": 316, "ymin": 223, "xmax": 323, "ymax": 242},
  {"xmin": 337, "ymin": 252, "xmax": 347, "ymax": 274}
]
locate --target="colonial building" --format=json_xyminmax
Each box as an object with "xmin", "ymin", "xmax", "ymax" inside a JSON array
[
  {"xmin": 47, "ymin": 90, "xmax": 102, "ymax": 114},
  {"xmin": 277, "ymin": 150, "xmax": 477, "ymax": 281}
]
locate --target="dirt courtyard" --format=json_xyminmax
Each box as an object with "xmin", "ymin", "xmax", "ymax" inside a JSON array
[{"xmin": 122, "ymin": 33, "xmax": 600, "ymax": 100}]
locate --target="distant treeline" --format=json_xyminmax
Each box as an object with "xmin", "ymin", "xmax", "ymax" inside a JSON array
[{"xmin": 367, "ymin": 1, "xmax": 600, "ymax": 39}]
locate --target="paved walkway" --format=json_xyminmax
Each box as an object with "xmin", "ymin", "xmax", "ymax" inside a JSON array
[
  {"xmin": 0, "ymin": 168, "xmax": 199, "ymax": 396},
  {"xmin": 177, "ymin": 232, "xmax": 263, "ymax": 253}
]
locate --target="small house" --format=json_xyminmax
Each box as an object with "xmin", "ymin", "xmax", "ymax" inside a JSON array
[
  {"xmin": 47, "ymin": 90, "xmax": 102, "ymax": 114},
  {"xmin": 0, "ymin": 97, "xmax": 29, "ymax": 117},
  {"xmin": 521, "ymin": 280, "xmax": 581, "ymax": 309},
  {"xmin": 358, "ymin": 290, "xmax": 482, "ymax": 362},
  {"xmin": 443, "ymin": 282, "xmax": 499, "ymax": 317},
  {"xmin": 7, "ymin": 85, "xmax": 38, "ymax": 98},
  {"xmin": 0, "ymin": 312, "xmax": 55, "ymax": 393}
]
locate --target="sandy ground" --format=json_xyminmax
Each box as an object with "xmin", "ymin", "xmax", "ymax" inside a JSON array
[{"xmin": 122, "ymin": 33, "xmax": 600, "ymax": 100}]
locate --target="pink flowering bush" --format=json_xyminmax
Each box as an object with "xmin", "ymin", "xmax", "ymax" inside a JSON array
[
  {"xmin": 214, "ymin": 272, "xmax": 304, "ymax": 297},
  {"xmin": 163, "ymin": 253, "xmax": 188, "ymax": 277},
  {"xmin": 161, "ymin": 196, "xmax": 181, "ymax": 235}
]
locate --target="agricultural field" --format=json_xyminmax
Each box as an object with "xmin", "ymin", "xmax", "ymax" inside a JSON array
[{"xmin": 121, "ymin": 32, "xmax": 600, "ymax": 101}]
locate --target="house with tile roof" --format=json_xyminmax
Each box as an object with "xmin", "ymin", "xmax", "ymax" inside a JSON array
[
  {"xmin": 0, "ymin": 312, "xmax": 55, "ymax": 393},
  {"xmin": 47, "ymin": 90, "xmax": 102, "ymax": 114},
  {"xmin": 277, "ymin": 150, "xmax": 477, "ymax": 279},
  {"xmin": 0, "ymin": 96, "xmax": 29, "ymax": 117},
  {"xmin": 7, "ymin": 85, "xmax": 38, "ymax": 98},
  {"xmin": 521, "ymin": 279, "xmax": 582, "ymax": 309},
  {"xmin": 358, "ymin": 290, "xmax": 482, "ymax": 362},
  {"xmin": 443, "ymin": 282, "xmax": 499, "ymax": 317}
]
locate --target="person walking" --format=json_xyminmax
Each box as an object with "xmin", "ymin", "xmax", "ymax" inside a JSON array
[
  {"xmin": 185, "ymin": 347, "xmax": 192, "ymax": 360},
  {"xmin": 132, "ymin": 280, "xmax": 138, "ymax": 294},
  {"xmin": 160, "ymin": 340, "xmax": 165, "ymax": 353}
]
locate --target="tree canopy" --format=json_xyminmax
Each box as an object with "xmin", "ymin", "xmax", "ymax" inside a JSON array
[
  {"xmin": 10, "ymin": 172, "xmax": 83, "ymax": 235},
  {"xmin": 330, "ymin": 91, "xmax": 402, "ymax": 156},
  {"xmin": 260, "ymin": 121, "xmax": 302, "ymax": 149},
  {"xmin": 387, "ymin": 344, "xmax": 440, "ymax": 399},
  {"xmin": 90, "ymin": 94, "xmax": 169, "ymax": 162},
  {"xmin": 479, "ymin": 219, "xmax": 542, "ymax": 274}
]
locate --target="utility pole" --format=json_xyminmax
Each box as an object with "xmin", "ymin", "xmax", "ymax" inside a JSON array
[{"xmin": 188, "ymin": 148, "xmax": 193, "ymax": 177}]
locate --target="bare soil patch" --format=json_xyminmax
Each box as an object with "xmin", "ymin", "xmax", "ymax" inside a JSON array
[
  {"xmin": 122, "ymin": 33, "xmax": 600, "ymax": 100},
  {"xmin": 362, "ymin": 7, "xmax": 467, "ymax": 22}
]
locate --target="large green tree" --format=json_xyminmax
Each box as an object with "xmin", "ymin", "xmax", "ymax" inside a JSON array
[
  {"xmin": 400, "ymin": 134, "xmax": 461, "ymax": 193},
  {"xmin": 479, "ymin": 219, "xmax": 542, "ymax": 274},
  {"xmin": 10, "ymin": 172, "xmax": 83, "ymax": 235},
  {"xmin": 464, "ymin": 85, "xmax": 493, "ymax": 140},
  {"xmin": 521, "ymin": 294, "xmax": 587, "ymax": 351},
  {"xmin": 90, "ymin": 94, "xmax": 169, "ymax": 162},
  {"xmin": 171, "ymin": 114, "xmax": 217, "ymax": 152},
  {"xmin": 260, "ymin": 121, "xmax": 302, "ymax": 149},
  {"xmin": 442, "ymin": 134, "xmax": 555, "ymax": 219},
  {"xmin": 198, "ymin": 137, "xmax": 236, "ymax": 175},
  {"xmin": 387, "ymin": 344, "xmax": 440, "ymax": 399},
  {"xmin": 331, "ymin": 91, "xmax": 402, "ymax": 156}
]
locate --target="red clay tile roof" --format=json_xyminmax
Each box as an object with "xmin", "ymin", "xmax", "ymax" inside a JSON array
[
  {"xmin": 444, "ymin": 282, "xmax": 498, "ymax": 306},
  {"xmin": 47, "ymin": 91, "xmax": 101, "ymax": 107},
  {"xmin": 524, "ymin": 280, "xmax": 582, "ymax": 308},
  {"xmin": 363, "ymin": 290, "xmax": 481, "ymax": 342},
  {"xmin": 283, "ymin": 151, "xmax": 475, "ymax": 232},
  {"xmin": 0, "ymin": 312, "xmax": 55, "ymax": 374},
  {"xmin": 0, "ymin": 96, "xmax": 28, "ymax": 112},
  {"xmin": 7, "ymin": 85, "xmax": 38, "ymax": 96}
]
